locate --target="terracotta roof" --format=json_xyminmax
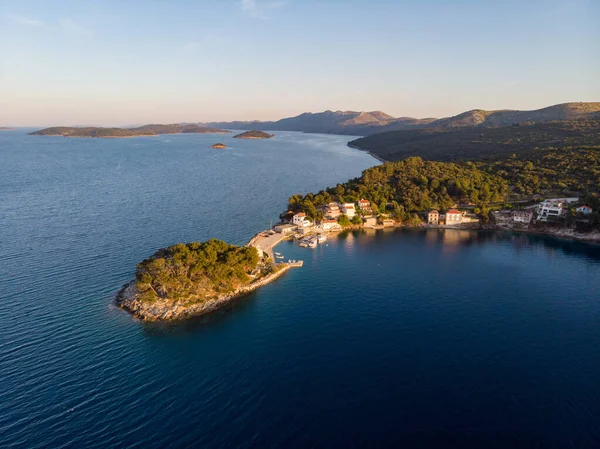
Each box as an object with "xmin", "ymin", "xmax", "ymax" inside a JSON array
[
  {"xmin": 447, "ymin": 209, "xmax": 461, "ymax": 214},
  {"xmin": 428, "ymin": 210, "xmax": 439, "ymax": 214},
  {"xmin": 359, "ymin": 199, "xmax": 370, "ymax": 204},
  {"xmin": 295, "ymin": 212, "xmax": 305, "ymax": 216},
  {"xmin": 323, "ymin": 219, "xmax": 338, "ymax": 223}
]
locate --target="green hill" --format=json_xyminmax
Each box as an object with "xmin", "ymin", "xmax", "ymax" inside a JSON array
[{"xmin": 349, "ymin": 119, "xmax": 600, "ymax": 162}]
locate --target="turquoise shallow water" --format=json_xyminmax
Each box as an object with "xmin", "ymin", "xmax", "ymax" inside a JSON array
[{"xmin": 1, "ymin": 129, "xmax": 600, "ymax": 448}]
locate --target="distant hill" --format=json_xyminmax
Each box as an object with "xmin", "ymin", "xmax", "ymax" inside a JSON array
[
  {"xmin": 210, "ymin": 110, "xmax": 435, "ymax": 136},
  {"xmin": 233, "ymin": 130, "xmax": 274, "ymax": 139},
  {"xmin": 209, "ymin": 102, "xmax": 600, "ymax": 137},
  {"xmin": 29, "ymin": 124, "xmax": 230, "ymax": 138},
  {"xmin": 428, "ymin": 102, "xmax": 600, "ymax": 128},
  {"xmin": 349, "ymin": 119, "xmax": 600, "ymax": 162}
]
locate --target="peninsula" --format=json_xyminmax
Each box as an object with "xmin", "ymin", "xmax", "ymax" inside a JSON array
[
  {"xmin": 233, "ymin": 130, "xmax": 274, "ymax": 139},
  {"xmin": 29, "ymin": 124, "xmax": 231, "ymax": 138},
  {"xmin": 117, "ymin": 238, "xmax": 292, "ymax": 321}
]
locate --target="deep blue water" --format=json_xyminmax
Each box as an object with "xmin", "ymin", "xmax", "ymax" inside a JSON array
[{"xmin": 1, "ymin": 129, "xmax": 600, "ymax": 448}]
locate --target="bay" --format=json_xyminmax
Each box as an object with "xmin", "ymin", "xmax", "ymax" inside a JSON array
[{"xmin": 1, "ymin": 129, "xmax": 599, "ymax": 448}]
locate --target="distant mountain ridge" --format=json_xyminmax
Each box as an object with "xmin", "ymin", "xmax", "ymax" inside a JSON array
[{"xmin": 208, "ymin": 102, "xmax": 600, "ymax": 136}]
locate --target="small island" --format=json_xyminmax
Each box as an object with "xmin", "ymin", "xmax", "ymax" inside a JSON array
[
  {"xmin": 117, "ymin": 239, "xmax": 290, "ymax": 321},
  {"xmin": 233, "ymin": 130, "xmax": 274, "ymax": 139},
  {"xmin": 28, "ymin": 124, "xmax": 231, "ymax": 138},
  {"xmin": 211, "ymin": 143, "xmax": 227, "ymax": 149}
]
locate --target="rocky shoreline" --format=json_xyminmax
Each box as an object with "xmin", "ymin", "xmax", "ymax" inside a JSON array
[{"xmin": 116, "ymin": 265, "xmax": 291, "ymax": 321}]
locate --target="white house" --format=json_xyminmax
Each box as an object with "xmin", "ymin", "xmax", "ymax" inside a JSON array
[
  {"xmin": 576, "ymin": 205, "xmax": 593, "ymax": 215},
  {"xmin": 321, "ymin": 218, "xmax": 341, "ymax": 231},
  {"xmin": 537, "ymin": 200, "xmax": 564, "ymax": 221},
  {"xmin": 357, "ymin": 199, "xmax": 371, "ymax": 212},
  {"xmin": 292, "ymin": 212, "xmax": 309, "ymax": 225},
  {"xmin": 340, "ymin": 203, "xmax": 356, "ymax": 218},
  {"xmin": 445, "ymin": 209, "xmax": 463, "ymax": 225}
]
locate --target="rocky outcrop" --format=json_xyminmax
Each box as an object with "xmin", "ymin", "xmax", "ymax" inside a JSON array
[{"xmin": 116, "ymin": 265, "xmax": 291, "ymax": 321}]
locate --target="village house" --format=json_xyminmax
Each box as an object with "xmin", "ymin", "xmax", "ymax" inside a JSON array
[
  {"xmin": 324, "ymin": 202, "xmax": 341, "ymax": 218},
  {"xmin": 363, "ymin": 217, "xmax": 377, "ymax": 227},
  {"xmin": 357, "ymin": 199, "xmax": 372, "ymax": 213},
  {"xmin": 576, "ymin": 205, "xmax": 593, "ymax": 215},
  {"xmin": 382, "ymin": 218, "xmax": 395, "ymax": 227},
  {"xmin": 321, "ymin": 218, "xmax": 341, "ymax": 231},
  {"xmin": 273, "ymin": 223, "xmax": 297, "ymax": 234},
  {"xmin": 427, "ymin": 210, "xmax": 439, "ymax": 225},
  {"xmin": 513, "ymin": 210, "xmax": 533, "ymax": 224},
  {"xmin": 340, "ymin": 203, "xmax": 356, "ymax": 218},
  {"xmin": 292, "ymin": 212, "xmax": 309, "ymax": 226},
  {"xmin": 445, "ymin": 209, "xmax": 463, "ymax": 225},
  {"xmin": 493, "ymin": 211, "xmax": 513, "ymax": 227},
  {"xmin": 537, "ymin": 200, "xmax": 564, "ymax": 221}
]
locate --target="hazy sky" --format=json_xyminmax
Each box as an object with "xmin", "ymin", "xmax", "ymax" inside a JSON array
[{"xmin": 1, "ymin": 0, "xmax": 599, "ymax": 126}]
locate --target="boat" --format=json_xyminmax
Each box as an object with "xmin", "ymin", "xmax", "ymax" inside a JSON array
[
  {"xmin": 276, "ymin": 255, "xmax": 284, "ymax": 259},
  {"xmin": 317, "ymin": 234, "xmax": 327, "ymax": 244},
  {"xmin": 274, "ymin": 252, "xmax": 282, "ymax": 256},
  {"xmin": 308, "ymin": 239, "xmax": 317, "ymax": 248},
  {"xmin": 299, "ymin": 241, "xmax": 308, "ymax": 248}
]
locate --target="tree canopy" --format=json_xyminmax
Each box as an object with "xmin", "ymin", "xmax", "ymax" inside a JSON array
[{"xmin": 135, "ymin": 239, "xmax": 259, "ymax": 303}]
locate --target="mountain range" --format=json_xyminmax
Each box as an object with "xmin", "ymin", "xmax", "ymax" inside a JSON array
[{"xmin": 207, "ymin": 102, "xmax": 600, "ymax": 136}]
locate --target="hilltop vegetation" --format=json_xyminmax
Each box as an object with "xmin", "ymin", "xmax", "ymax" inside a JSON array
[
  {"xmin": 350, "ymin": 119, "xmax": 600, "ymax": 162},
  {"xmin": 288, "ymin": 157, "xmax": 509, "ymax": 222},
  {"xmin": 482, "ymin": 146, "xmax": 600, "ymax": 197},
  {"xmin": 29, "ymin": 124, "xmax": 230, "ymax": 137},
  {"xmin": 135, "ymin": 239, "xmax": 260, "ymax": 303}
]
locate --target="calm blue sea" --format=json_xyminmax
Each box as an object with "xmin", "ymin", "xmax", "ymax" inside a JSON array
[{"xmin": 1, "ymin": 129, "xmax": 599, "ymax": 448}]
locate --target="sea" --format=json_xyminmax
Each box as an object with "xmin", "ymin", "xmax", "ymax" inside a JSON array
[{"xmin": 1, "ymin": 129, "xmax": 599, "ymax": 448}]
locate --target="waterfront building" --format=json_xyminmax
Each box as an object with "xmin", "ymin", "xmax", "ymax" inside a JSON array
[
  {"xmin": 537, "ymin": 200, "xmax": 564, "ymax": 221},
  {"xmin": 382, "ymin": 219, "xmax": 395, "ymax": 227},
  {"xmin": 273, "ymin": 223, "xmax": 297, "ymax": 234},
  {"xmin": 445, "ymin": 209, "xmax": 463, "ymax": 225},
  {"xmin": 363, "ymin": 217, "xmax": 377, "ymax": 227},
  {"xmin": 513, "ymin": 211, "xmax": 533, "ymax": 223},
  {"xmin": 427, "ymin": 210, "xmax": 439, "ymax": 225},
  {"xmin": 293, "ymin": 212, "xmax": 309, "ymax": 225},
  {"xmin": 321, "ymin": 218, "xmax": 341, "ymax": 231}
]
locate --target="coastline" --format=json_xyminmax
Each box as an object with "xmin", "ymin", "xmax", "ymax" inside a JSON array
[
  {"xmin": 116, "ymin": 264, "xmax": 291, "ymax": 321},
  {"xmin": 347, "ymin": 142, "xmax": 387, "ymax": 163}
]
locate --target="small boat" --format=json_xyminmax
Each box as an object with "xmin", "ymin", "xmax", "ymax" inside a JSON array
[
  {"xmin": 274, "ymin": 252, "xmax": 282, "ymax": 256},
  {"xmin": 317, "ymin": 234, "xmax": 327, "ymax": 244},
  {"xmin": 299, "ymin": 241, "xmax": 308, "ymax": 248},
  {"xmin": 308, "ymin": 240, "xmax": 317, "ymax": 248},
  {"xmin": 276, "ymin": 255, "xmax": 284, "ymax": 259}
]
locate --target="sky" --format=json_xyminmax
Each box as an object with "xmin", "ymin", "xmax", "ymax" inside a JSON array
[{"xmin": 1, "ymin": 0, "xmax": 599, "ymax": 126}]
